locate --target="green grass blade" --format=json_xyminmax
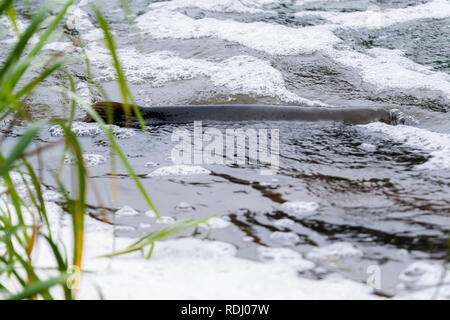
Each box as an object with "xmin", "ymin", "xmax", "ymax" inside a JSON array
[
  {"xmin": 49, "ymin": 87, "xmax": 160, "ymax": 217},
  {"xmin": 6, "ymin": 1, "xmax": 18, "ymax": 35},
  {"xmin": 51, "ymin": 120, "xmax": 86, "ymax": 270},
  {"xmin": 0, "ymin": 121, "xmax": 46, "ymax": 176},
  {"xmin": 7, "ymin": 0, "xmax": 74, "ymax": 90},
  {"xmin": 93, "ymin": 8, "xmax": 148, "ymax": 132},
  {"xmin": 0, "ymin": 0, "xmax": 13, "ymax": 16},
  {"xmin": 0, "ymin": 2, "xmax": 52, "ymax": 81},
  {"xmin": 99, "ymin": 216, "xmax": 214, "ymax": 259},
  {"xmin": 6, "ymin": 274, "xmax": 69, "ymax": 300},
  {"xmin": 14, "ymin": 54, "xmax": 80, "ymax": 101}
]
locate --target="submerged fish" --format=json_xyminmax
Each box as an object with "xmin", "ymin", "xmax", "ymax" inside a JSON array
[{"xmin": 88, "ymin": 102, "xmax": 399, "ymax": 126}]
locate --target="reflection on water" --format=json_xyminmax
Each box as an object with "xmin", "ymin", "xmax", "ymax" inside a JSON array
[
  {"xmin": 1, "ymin": 0, "xmax": 449, "ymax": 297},
  {"xmin": 10, "ymin": 120, "xmax": 441, "ymax": 293}
]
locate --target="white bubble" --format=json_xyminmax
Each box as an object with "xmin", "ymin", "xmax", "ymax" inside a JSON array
[
  {"xmin": 148, "ymin": 165, "xmax": 211, "ymax": 177},
  {"xmin": 49, "ymin": 122, "xmax": 135, "ymax": 139},
  {"xmin": 361, "ymin": 123, "xmax": 450, "ymax": 170},
  {"xmin": 280, "ymin": 201, "xmax": 319, "ymax": 216},
  {"xmin": 306, "ymin": 242, "xmax": 363, "ymax": 262},
  {"xmin": 274, "ymin": 218, "xmax": 295, "ymax": 227},
  {"xmin": 144, "ymin": 161, "xmax": 159, "ymax": 167},
  {"xmin": 156, "ymin": 216, "xmax": 176, "ymax": 224},
  {"xmin": 116, "ymin": 206, "xmax": 140, "ymax": 217},
  {"xmin": 399, "ymin": 261, "xmax": 443, "ymax": 287},
  {"xmin": 144, "ymin": 210, "xmax": 158, "ymax": 218},
  {"xmin": 198, "ymin": 217, "xmax": 231, "ymax": 229},
  {"xmin": 64, "ymin": 153, "xmax": 107, "ymax": 167},
  {"xmin": 139, "ymin": 223, "xmax": 152, "ymax": 229},
  {"xmin": 42, "ymin": 190, "xmax": 64, "ymax": 202},
  {"xmin": 270, "ymin": 231, "xmax": 300, "ymax": 243},
  {"xmin": 360, "ymin": 143, "xmax": 376, "ymax": 152},
  {"xmin": 115, "ymin": 225, "xmax": 136, "ymax": 232},
  {"xmin": 175, "ymin": 202, "xmax": 194, "ymax": 211},
  {"xmin": 258, "ymin": 247, "xmax": 314, "ymax": 271}
]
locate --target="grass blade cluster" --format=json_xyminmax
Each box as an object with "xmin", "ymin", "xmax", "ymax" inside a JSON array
[{"xmin": 0, "ymin": 0, "xmax": 211, "ymax": 300}]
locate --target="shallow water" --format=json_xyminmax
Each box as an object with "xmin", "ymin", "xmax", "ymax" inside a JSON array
[{"xmin": 1, "ymin": 0, "xmax": 450, "ymax": 298}]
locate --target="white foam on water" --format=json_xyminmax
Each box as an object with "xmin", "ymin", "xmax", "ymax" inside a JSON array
[
  {"xmin": 49, "ymin": 122, "xmax": 102, "ymax": 137},
  {"xmin": 66, "ymin": 6, "xmax": 95, "ymax": 34},
  {"xmin": 2, "ymin": 196, "xmax": 447, "ymax": 299},
  {"xmin": 0, "ymin": 16, "xmax": 29, "ymax": 43},
  {"xmin": 134, "ymin": 2, "xmax": 450, "ymax": 102},
  {"xmin": 87, "ymin": 48, "xmax": 326, "ymax": 105},
  {"xmin": 258, "ymin": 247, "xmax": 314, "ymax": 270},
  {"xmin": 49, "ymin": 122, "xmax": 135, "ymax": 139},
  {"xmin": 198, "ymin": 217, "xmax": 231, "ymax": 229},
  {"xmin": 174, "ymin": 201, "xmax": 194, "ymax": 211},
  {"xmin": 136, "ymin": 9, "xmax": 340, "ymax": 55},
  {"xmin": 65, "ymin": 5, "xmax": 105, "ymax": 42},
  {"xmin": 361, "ymin": 122, "xmax": 450, "ymax": 170},
  {"xmin": 294, "ymin": 0, "xmax": 340, "ymax": 4},
  {"xmin": 144, "ymin": 209, "xmax": 158, "ymax": 218},
  {"xmin": 330, "ymin": 48, "xmax": 450, "ymax": 100},
  {"xmin": 280, "ymin": 201, "xmax": 319, "ymax": 216},
  {"xmin": 139, "ymin": 222, "xmax": 152, "ymax": 229},
  {"xmin": 270, "ymin": 231, "xmax": 300, "ymax": 243},
  {"xmin": 144, "ymin": 161, "xmax": 159, "ymax": 167},
  {"xmin": 115, "ymin": 225, "xmax": 136, "ymax": 232},
  {"xmin": 295, "ymin": 0, "xmax": 450, "ymax": 29},
  {"xmin": 306, "ymin": 242, "xmax": 363, "ymax": 262},
  {"xmin": 42, "ymin": 41, "xmax": 76, "ymax": 52},
  {"xmin": 70, "ymin": 3, "xmax": 448, "ymax": 104},
  {"xmin": 74, "ymin": 82, "xmax": 93, "ymax": 107},
  {"xmin": 0, "ymin": 172, "xmax": 59, "ymax": 205},
  {"xmin": 274, "ymin": 218, "xmax": 295, "ymax": 227},
  {"xmin": 42, "ymin": 190, "xmax": 64, "ymax": 202},
  {"xmin": 395, "ymin": 261, "xmax": 450, "ymax": 299},
  {"xmin": 295, "ymin": 1, "xmax": 450, "ymax": 100},
  {"xmin": 0, "ymin": 174, "xmax": 28, "ymax": 204},
  {"xmin": 398, "ymin": 261, "xmax": 444, "ymax": 287},
  {"xmin": 78, "ymin": 236, "xmax": 377, "ymax": 299},
  {"xmin": 64, "ymin": 153, "xmax": 107, "ymax": 167},
  {"xmin": 209, "ymin": 55, "xmax": 326, "ymax": 105},
  {"xmin": 7, "ymin": 171, "xmax": 32, "ymax": 186},
  {"xmin": 116, "ymin": 206, "xmax": 140, "ymax": 216},
  {"xmin": 156, "ymin": 216, "xmax": 177, "ymax": 224},
  {"xmin": 148, "ymin": 165, "xmax": 211, "ymax": 177},
  {"xmin": 359, "ymin": 143, "xmax": 376, "ymax": 152},
  {"xmin": 148, "ymin": 0, "xmax": 273, "ymax": 14},
  {"xmin": 81, "ymin": 154, "xmax": 107, "ymax": 167}
]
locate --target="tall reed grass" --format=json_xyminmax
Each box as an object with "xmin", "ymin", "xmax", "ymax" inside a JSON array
[{"xmin": 0, "ymin": 0, "xmax": 211, "ymax": 300}]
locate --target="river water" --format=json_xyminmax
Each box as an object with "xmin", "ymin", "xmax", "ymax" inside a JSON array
[{"xmin": 1, "ymin": 0, "xmax": 450, "ymax": 298}]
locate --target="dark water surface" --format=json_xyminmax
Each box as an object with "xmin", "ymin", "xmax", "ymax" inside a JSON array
[{"xmin": 1, "ymin": 0, "xmax": 449, "ymax": 297}]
